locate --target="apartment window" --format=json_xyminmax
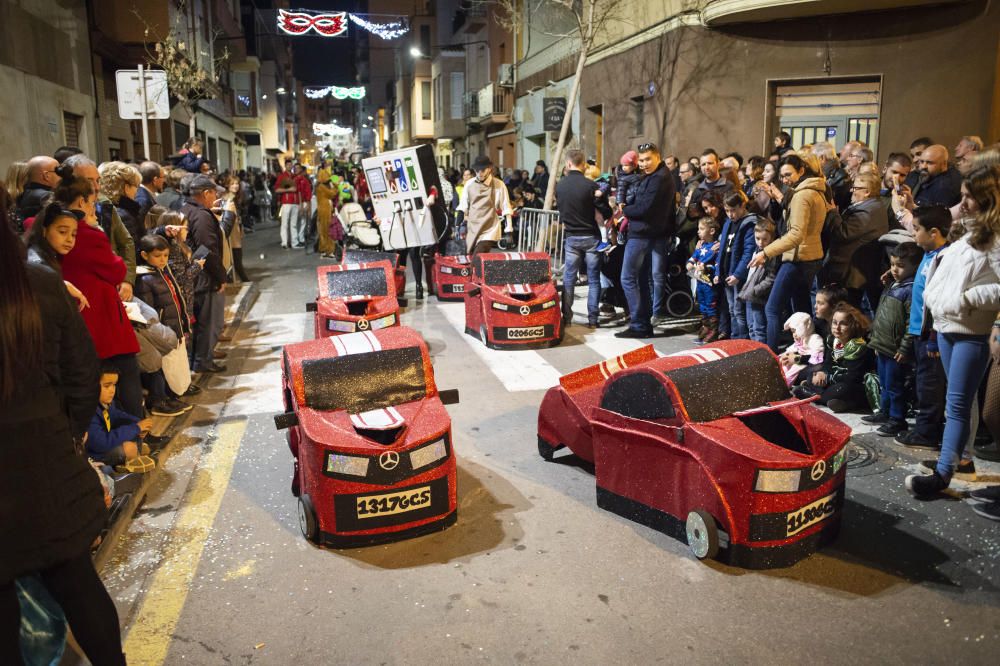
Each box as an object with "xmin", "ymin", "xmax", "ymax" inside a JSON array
[
  {"xmin": 173, "ymin": 121, "xmax": 190, "ymax": 151},
  {"xmin": 232, "ymin": 71, "xmax": 256, "ymax": 117},
  {"xmin": 450, "ymin": 72, "xmax": 464, "ymax": 120},
  {"xmin": 419, "ymin": 25, "xmax": 431, "ymax": 55},
  {"xmin": 63, "ymin": 112, "xmax": 83, "ymax": 148},
  {"xmin": 421, "ymin": 81, "xmax": 432, "ymax": 120},
  {"xmin": 108, "ymin": 138, "xmax": 124, "ymax": 161},
  {"xmin": 630, "ymin": 97, "xmax": 644, "ymax": 137}
]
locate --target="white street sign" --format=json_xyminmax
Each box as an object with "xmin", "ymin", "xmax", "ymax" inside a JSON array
[{"xmin": 116, "ymin": 68, "xmax": 170, "ymax": 120}]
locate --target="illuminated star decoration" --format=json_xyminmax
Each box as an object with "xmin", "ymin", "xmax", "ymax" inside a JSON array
[
  {"xmin": 305, "ymin": 86, "xmax": 366, "ymax": 100},
  {"xmin": 277, "ymin": 9, "xmax": 409, "ymax": 40}
]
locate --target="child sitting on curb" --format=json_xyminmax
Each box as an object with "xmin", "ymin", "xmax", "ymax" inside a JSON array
[{"xmin": 86, "ymin": 363, "xmax": 157, "ymax": 472}]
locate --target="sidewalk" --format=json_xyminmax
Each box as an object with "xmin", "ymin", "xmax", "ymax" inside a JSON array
[{"xmin": 93, "ymin": 279, "xmax": 259, "ymax": 571}]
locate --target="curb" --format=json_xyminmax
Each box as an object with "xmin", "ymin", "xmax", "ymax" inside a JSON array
[{"xmin": 93, "ymin": 281, "xmax": 260, "ymax": 571}]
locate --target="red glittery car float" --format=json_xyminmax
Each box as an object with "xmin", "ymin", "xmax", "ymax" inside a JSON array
[
  {"xmin": 342, "ymin": 249, "xmax": 406, "ymax": 296},
  {"xmin": 274, "ymin": 327, "xmax": 460, "ymax": 547},
  {"xmin": 433, "ymin": 252, "xmax": 472, "ymax": 301},
  {"xmin": 307, "ymin": 261, "xmax": 402, "ymax": 338},
  {"xmin": 464, "ymin": 251, "xmax": 563, "ymax": 350},
  {"xmin": 536, "ymin": 340, "xmax": 852, "ymax": 568}
]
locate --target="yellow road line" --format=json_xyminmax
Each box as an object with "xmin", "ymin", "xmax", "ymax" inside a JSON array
[{"xmin": 123, "ymin": 419, "xmax": 246, "ymax": 665}]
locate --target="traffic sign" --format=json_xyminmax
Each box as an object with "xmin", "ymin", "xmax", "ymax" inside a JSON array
[{"xmin": 116, "ymin": 68, "xmax": 170, "ymax": 120}]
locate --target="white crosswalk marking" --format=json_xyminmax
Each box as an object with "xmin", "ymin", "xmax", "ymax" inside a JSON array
[{"xmin": 435, "ymin": 302, "xmax": 562, "ymax": 392}]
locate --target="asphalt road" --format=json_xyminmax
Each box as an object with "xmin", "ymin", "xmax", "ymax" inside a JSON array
[{"xmin": 103, "ymin": 219, "xmax": 1000, "ymax": 665}]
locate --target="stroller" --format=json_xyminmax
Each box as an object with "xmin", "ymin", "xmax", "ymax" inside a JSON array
[
  {"xmin": 342, "ymin": 212, "xmax": 383, "ymax": 252},
  {"xmin": 663, "ymin": 236, "xmax": 695, "ymax": 318}
]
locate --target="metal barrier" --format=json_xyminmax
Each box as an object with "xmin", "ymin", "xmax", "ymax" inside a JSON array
[{"xmin": 516, "ymin": 208, "xmax": 564, "ymax": 273}]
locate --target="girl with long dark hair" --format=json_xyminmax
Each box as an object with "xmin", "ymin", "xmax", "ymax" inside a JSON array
[{"xmin": 0, "ymin": 194, "xmax": 126, "ymax": 664}]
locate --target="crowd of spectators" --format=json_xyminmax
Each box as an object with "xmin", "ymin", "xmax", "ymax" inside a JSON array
[
  {"xmin": 526, "ymin": 133, "xmax": 1000, "ymax": 521},
  {"xmin": 1, "ymin": 139, "xmax": 262, "ymax": 663}
]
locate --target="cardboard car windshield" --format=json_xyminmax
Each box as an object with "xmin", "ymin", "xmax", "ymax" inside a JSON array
[
  {"xmin": 342, "ymin": 249, "xmax": 406, "ymax": 295},
  {"xmin": 464, "ymin": 252, "xmax": 563, "ymax": 350},
  {"xmin": 537, "ymin": 340, "xmax": 852, "ymax": 568},
  {"xmin": 361, "ymin": 145, "xmax": 446, "ymax": 250},
  {"xmin": 310, "ymin": 261, "xmax": 401, "ymax": 338},
  {"xmin": 275, "ymin": 327, "xmax": 459, "ymax": 547}
]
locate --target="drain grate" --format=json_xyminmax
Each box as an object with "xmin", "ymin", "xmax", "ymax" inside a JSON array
[{"xmin": 845, "ymin": 437, "xmax": 898, "ymax": 477}]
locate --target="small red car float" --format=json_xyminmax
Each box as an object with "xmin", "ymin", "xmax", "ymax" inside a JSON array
[
  {"xmin": 433, "ymin": 252, "xmax": 473, "ymax": 301},
  {"xmin": 463, "ymin": 251, "xmax": 563, "ymax": 350},
  {"xmin": 307, "ymin": 261, "xmax": 402, "ymax": 338},
  {"xmin": 537, "ymin": 340, "xmax": 852, "ymax": 568},
  {"xmin": 275, "ymin": 327, "xmax": 459, "ymax": 547},
  {"xmin": 342, "ymin": 249, "xmax": 406, "ymax": 296}
]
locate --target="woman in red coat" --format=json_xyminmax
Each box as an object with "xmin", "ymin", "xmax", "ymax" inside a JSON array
[{"xmin": 61, "ymin": 209, "xmax": 144, "ymax": 417}]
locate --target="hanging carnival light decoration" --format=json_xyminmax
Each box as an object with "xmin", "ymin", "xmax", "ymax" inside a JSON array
[
  {"xmin": 304, "ymin": 86, "xmax": 367, "ymax": 100},
  {"xmin": 277, "ymin": 9, "xmax": 348, "ymax": 37},
  {"xmin": 347, "ymin": 14, "xmax": 410, "ymax": 40},
  {"xmin": 313, "ymin": 122, "xmax": 353, "ymax": 136},
  {"xmin": 277, "ymin": 9, "xmax": 409, "ymax": 40}
]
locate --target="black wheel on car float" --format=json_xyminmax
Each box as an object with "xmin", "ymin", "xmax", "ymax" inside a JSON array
[
  {"xmin": 685, "ymin": 509, "xmax": 719, "ymax": 560},
  {"xmin": 298, "ymin": 494, "xmax": 319, "ymax": 544},
  {"xmin": 538, "ymin": 435, "xmax": 558, "ymax": 461}
]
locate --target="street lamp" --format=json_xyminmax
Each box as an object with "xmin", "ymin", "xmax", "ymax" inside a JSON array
[{"xmin": 409, "ymin": 46, "xmax": 423, "ymax": 58}]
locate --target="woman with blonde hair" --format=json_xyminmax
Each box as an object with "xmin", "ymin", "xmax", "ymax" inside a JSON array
[
  {"xmin": 98, "ymin": 161, "xmax": 143, "ymax": 247},
  {"xmin": 5, "ymin": 161, "xmax": 27, "ymax": 223}
]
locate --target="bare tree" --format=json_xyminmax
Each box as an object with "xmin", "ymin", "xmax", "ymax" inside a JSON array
[
  {"xmin": 134, "ymin": 2, "xmax": 229, "ymax": 137},
  {"xmin": 498, "ymin": 0, "xmax": 622, "ymax": 210}
]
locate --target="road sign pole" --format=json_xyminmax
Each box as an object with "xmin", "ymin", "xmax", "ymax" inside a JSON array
[{"xmin": 138, "ymin": 63, "xmax": 151, "ymax": 159}]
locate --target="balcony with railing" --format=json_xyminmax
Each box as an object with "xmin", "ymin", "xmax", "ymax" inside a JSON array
[
  {"xmin": 452, "ymin": 0, "xmax": 488, "ymax": 35},
  {"xmin": 701, "ymin": 0, "xmax": 968, "ymax": 25},
  {"xmin": 464, "ymin": 82, "xmax": 512, "ymax": 128}
]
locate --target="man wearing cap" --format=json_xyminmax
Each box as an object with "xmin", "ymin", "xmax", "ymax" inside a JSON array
[
  {"xmin": 182, "ymin": 175, "xmax": 230, "ymax": 373},
  {"xmin": 456, "ymin": 155, "xmax": 513, "ymax": 254}
]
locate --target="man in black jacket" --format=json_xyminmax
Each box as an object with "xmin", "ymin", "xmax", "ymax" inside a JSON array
[
  {"xmin": 182, "ymin": 175, "xmax": 228, "ymax": 373},
  {"xmin": 15, "ymin": 155, "xmax": 60, "ymax": 229},
  {"xmin": 556, "ymin": 150, "xmax": 601, "ymax": 327},
  {"xmin": 616, "ymin": 142, "xmax": 676, "ymax": 338}
]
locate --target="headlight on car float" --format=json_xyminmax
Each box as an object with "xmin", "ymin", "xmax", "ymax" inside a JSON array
[
  {"xmin": 491, "ymin": 302, "xmax": 509, "ymax": 311},
  {"xmin": 755, "ymin": 469, "xmax": 801, "ymax": 493},
  {"xmin": 541, "ymin": 299, "xmax": 557, "ymax": 310},
  {"xmin": 409, "ymin": 437, "xmax": 448, "ymax": 469},
  {"xmin": 371, "ymin": 313, "xmax": 396, "ymax": 330},
  {"xmin": 326, "ymin": 319, "xmax": 357, "ymax": 333},
  {"xmin": 326, "ymin": 453, "xmax": 370, "ymax": 477}
]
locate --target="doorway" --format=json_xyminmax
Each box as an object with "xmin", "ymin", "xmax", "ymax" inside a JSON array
[{"xmin": 768, "ymin": 77, "xmax": 881, "ymax": 155}]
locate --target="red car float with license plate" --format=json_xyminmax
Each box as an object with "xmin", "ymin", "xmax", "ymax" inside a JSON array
[
  {"xmin": 307, "ymin": 261, "xmax": 402, "ymax": 338},
  {"xmin": 342, "ymin": 249, "xmax": 406, "ymax": 296},
  {"xmin": 464, "ymin": 251, "xmax": 563, "ymax": 350},
  {"xmin": 274, "ymin": 326, "xmax": 459, "ymax": 547},
  {"xmin": 433, "ymin": 252, "xmax": 473, "ymax": 301},
  {"xmin": 536, "ymin": 340, "xmax": 852, "ymax": 568}
]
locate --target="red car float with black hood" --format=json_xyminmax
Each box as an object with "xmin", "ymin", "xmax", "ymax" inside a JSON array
[
  {"xmin": 275, "ymin": 327, "xmax": 460, "ymax": 547},
  {"xmin": 537, "ymin": 340, "xmax": 852, "ymax": 568},
  {"xmin": 307, "ymin": 260, "xmax": 403, "ymax": 338},
  {"xmin": 464, "ymin": 251, "xmax": 563, "ymax": 349}
]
